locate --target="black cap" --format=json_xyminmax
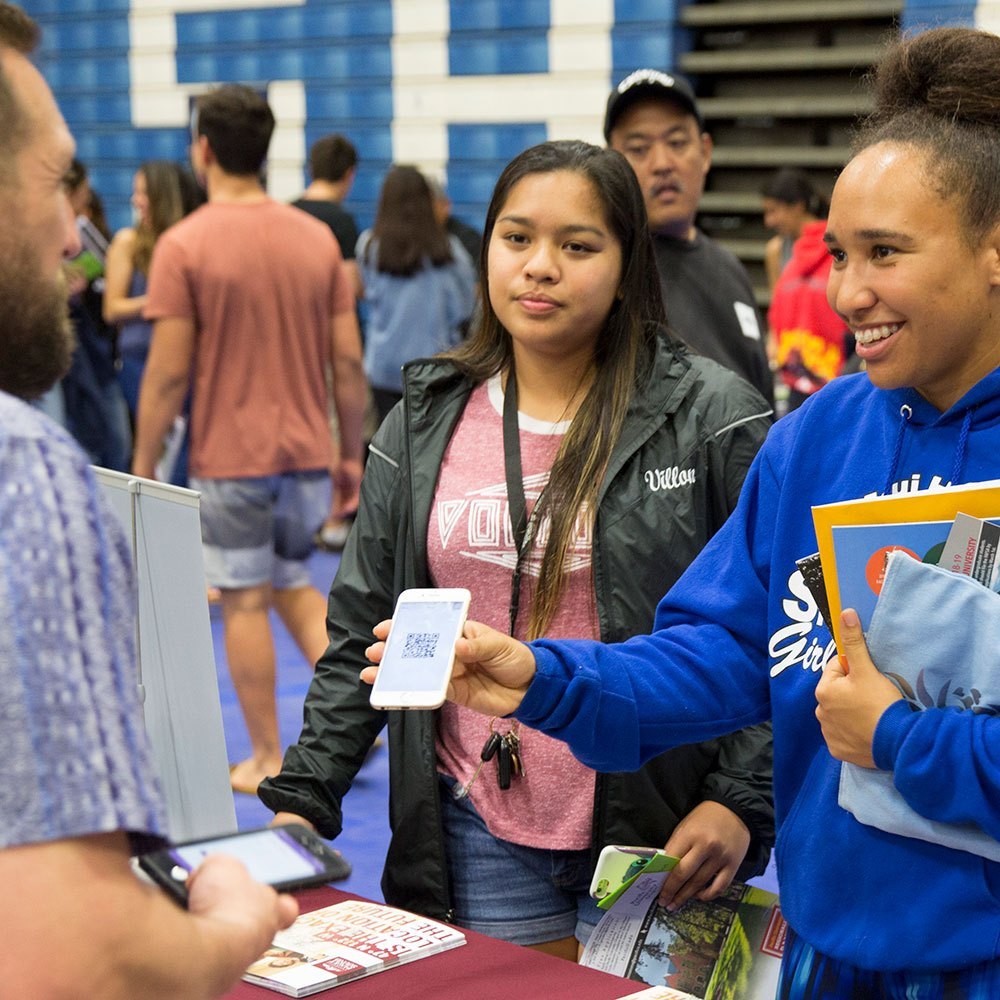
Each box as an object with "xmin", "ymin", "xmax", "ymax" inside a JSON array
[{"xmin": 603, "ymin": 69, "xmax": 703, "ymax": 140}]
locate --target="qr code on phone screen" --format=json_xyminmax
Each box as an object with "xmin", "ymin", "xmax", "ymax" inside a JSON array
[{"xmin": 403, "ymin": 632, "xmax": 439, "ymax": 658}]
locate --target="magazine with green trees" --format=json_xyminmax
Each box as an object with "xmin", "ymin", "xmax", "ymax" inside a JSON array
[{"xmin": 582, "ymin": 873, "xmax": 784, "ymax": 1000}]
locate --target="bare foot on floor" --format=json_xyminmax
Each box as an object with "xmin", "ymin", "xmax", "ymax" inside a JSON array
[{"xmin": 229, "ymin": 757, "xmax": 281, "ymax": 795}]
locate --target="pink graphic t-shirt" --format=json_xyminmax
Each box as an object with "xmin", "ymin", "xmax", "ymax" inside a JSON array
[{"xmin": 430, "ymin": 376, "xmax": 598, "ymax": 850}]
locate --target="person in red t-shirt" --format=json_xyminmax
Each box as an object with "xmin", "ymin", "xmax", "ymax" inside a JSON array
[{"xmin": 133, "ymin": 85, "xmax": 367, "ymax": 796}]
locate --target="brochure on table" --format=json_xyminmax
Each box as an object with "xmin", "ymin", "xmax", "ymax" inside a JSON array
[{"xmin": 242, "ymin": 899, "xmax": 466, "ymax": 996}]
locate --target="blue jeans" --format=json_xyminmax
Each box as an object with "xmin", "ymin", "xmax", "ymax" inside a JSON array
[{"xmin": 438, "ymin": 774, "xmax": 604, "ymax": 946}]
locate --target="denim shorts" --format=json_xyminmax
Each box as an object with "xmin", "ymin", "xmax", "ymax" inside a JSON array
[
  {"xmin": 192, "ymin": 471, "xmax": 330, "ymax": 590},
  {"xmin": 438, "ymin": 774, "xmax": 604, "ymax": 946}
]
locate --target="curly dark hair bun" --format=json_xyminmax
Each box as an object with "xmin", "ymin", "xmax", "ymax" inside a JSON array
[
  {"xmin": 856, "ymin": 27, "xmax": 1000, "ymax": 243},
  {"xmin": 871, "ymin": 27, "xmax": 1000, "ymax": 128}
]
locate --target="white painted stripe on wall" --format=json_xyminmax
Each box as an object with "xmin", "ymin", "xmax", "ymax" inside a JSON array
[
  {"xmin": 390, "ymin": 1, "xmax": 448, "ymax": 164},
  {"xmin": 127, "ymin": 0, "xmax": 306, "ymax": 198},
  {"xmin": 128, "ymin": 0, "xmax": 304, "ymax": 126},
  {"xmin": 390, "ymin": 0, "xmax": 613, "ymax": 179},
  {"xmin": 124, "ymin": 0, "xmax": 618, "ymax": 196},
  {"xmin": 267, "ymin": 80, "xmax": 307, "ymax": 201},
  {"xmin": 976, "ymin": 2, "xmax": 1000, "ymax": 32}
]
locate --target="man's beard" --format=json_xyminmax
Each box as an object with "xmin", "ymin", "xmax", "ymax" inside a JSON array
[{"xmin": 0, "ymin": 243, "xmax": 75, "ymax": 400}]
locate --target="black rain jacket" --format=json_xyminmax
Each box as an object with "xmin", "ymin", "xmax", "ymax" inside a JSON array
[{"xmin": 260, "ymin": 335, "xmax": 776, "ymax": 921}]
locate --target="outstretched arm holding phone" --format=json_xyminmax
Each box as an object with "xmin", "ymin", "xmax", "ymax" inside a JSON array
[
  {"xmin": 369, "ymin": 609, "xmax": 895, "ymax": 776},
  {"xmin": 363, "ymin": 618, "xmax": 535, "ymax": 718},
  {"xmin": 365, "ymin": 617, "xmax": 765, "ymax": 911}
]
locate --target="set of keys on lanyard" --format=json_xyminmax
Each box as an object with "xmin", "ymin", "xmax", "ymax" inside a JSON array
[
  {"xmin": 452, "ymin": 372, "xmax": 531, "ymax": 803},
  {"xmin": 453, "ymin": 721, "xmax": 525, "ymax": 799}
]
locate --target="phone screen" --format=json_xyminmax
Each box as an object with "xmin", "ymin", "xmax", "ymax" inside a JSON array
[
  {"xmin": 378, "ymin": 598, "xmax": 468, "ymax": 692},
  {"xmin": 168, "ymin": 828, "xmax": 323, "ymax": 882}
]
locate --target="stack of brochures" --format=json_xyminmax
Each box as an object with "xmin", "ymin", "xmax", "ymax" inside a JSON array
[
  {"xmin": 811, "ymin": 478, "xmax": 1000, "ymax": 651},
  {"xmin": 811, "ymin": 480, "xmax": 1000, "ymax": 860}
]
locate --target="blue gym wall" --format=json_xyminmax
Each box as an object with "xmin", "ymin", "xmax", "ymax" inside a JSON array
[
  {"xmin": 22, "ymin": 0, "xmax": 688, "ymax": 235},
  {"xmin": 20, "ymin": 0, "xmax": 992, "ymax": 237}
]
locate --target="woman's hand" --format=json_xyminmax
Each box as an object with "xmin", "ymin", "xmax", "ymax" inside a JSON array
[
  {"xmin": 362, "ymin": 619, "xmax": 537, "ymax": 718},
  {"xmin": 657, "ymin": 801, "xmax": 751, "ymax": 911},
  {"xmin": 815, "ymin": 609, "xmax": 903, "ymax": 767},
  {"xmin": 269, "ymin": 812, "xmax": 316, "ymax": 833}
]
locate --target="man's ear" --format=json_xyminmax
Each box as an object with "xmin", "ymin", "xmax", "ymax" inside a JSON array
[
  {"xmin": 985, "ymin": 222, "xmax": 1000, "ymax": 289},
  {"xmin": 194, "ymin": 133, "xmax": 213, "ymax": 167},
  {"xmin": 699, "ymin": 131, "xmax": 713, "ymax": 178}
]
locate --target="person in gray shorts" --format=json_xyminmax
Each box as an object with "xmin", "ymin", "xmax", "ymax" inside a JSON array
[{"xmin": 133, "ymin": 84, "xmax": 367, "ymax": 796}]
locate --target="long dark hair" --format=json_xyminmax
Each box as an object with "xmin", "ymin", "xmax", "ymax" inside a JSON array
[
  {"xmin": 445, "ymin": 140, "xmax": 663, "ymax": 638},
  {"xmin": 368, "ymin": 165, "xmax": 453, "ymax": 276},
  {"xmin": 132, "ymin": 161, "xmax": 200, "ymax": 274},
  {"xmin": 855, "ymin": 27, "xmax": 1000, "ymax": 246}
]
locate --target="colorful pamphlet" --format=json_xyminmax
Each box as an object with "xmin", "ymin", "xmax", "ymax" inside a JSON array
[
  {"xmin": 242, "ymin": 899, "xmax": 466, "ymax": 997},
  {"xmin": 811, "ymin": 479, "xmax": 1000, "ymax": 651},
  {"xmin": 939, "ymin": 512, "xmax": 1000, "ymax": 591},
  {"xmin": 596, "ymin": 848, "xmax": 679, "ymax": 911}
]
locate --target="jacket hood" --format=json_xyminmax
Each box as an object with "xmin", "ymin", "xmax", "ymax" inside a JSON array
[{"xmin": 785, "ymin": 220, "xmax": 830, "ymax": 281}]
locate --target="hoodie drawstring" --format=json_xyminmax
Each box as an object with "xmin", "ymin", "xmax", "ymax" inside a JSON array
[
  {"xmin": 951, "ymin": 406, "xmax": 974, "ymax": 486},
  {"xmin": 883, "ymin": 404, "xmax": 912, "ymax": 495},
  {"xmin": 882, "ymin": 403, "xmax": 975, "ymax": 495}
]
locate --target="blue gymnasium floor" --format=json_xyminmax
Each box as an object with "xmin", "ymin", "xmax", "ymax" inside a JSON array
[
  {"xmin": 212, "ymin": 549, "xmax": 392, "ymax": 904},
  {"xmin": 212, "ymin": 549, "xmax": 778, "ymax": 903}
]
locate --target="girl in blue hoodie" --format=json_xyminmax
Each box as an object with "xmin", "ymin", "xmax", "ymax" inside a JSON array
[{"xmin": 366, "ymin": 26, "xmax": 1000, "ymax": 997}]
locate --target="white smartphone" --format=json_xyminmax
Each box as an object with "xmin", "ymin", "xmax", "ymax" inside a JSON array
[
  {"xmin": 369, "ymin": 588, "xmax": 472, "ymax": 710},
  {"xmin": 589, "ymin": 844, "xmax": 661, "ymax": 900}
]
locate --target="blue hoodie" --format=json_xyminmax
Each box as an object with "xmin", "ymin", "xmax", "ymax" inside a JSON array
[{"xmin": 517, "ymin": 368, "xmax": 1000, "ymax": 973}]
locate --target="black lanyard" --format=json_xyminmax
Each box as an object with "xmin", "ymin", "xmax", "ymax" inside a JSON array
[{"xmin": 502, "ymin": 372, "xmax": 528, "ymax": 636}]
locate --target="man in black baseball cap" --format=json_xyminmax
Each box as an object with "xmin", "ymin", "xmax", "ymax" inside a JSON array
[
  {"xmin": 605, "ymin": 68, "xmax": 774, "ymax": 405},
  {"xmin": 605, "ymin": 67, "xmax": 704, "ymax": 137}
]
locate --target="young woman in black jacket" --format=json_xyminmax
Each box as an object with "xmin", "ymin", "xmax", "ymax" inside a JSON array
[{"xmin": 261, "ymin": 140, "xmax": 774, "ymax": 960}]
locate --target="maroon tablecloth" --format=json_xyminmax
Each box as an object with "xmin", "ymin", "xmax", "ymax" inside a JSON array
[{"xmin": 224, "ymin": 887, "xmax": 642, "ymax": 1000}]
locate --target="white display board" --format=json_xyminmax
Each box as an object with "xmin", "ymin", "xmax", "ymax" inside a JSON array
[{"xmin": 95, "ymin": 469, "xmax": 236, "ymax": 841}]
